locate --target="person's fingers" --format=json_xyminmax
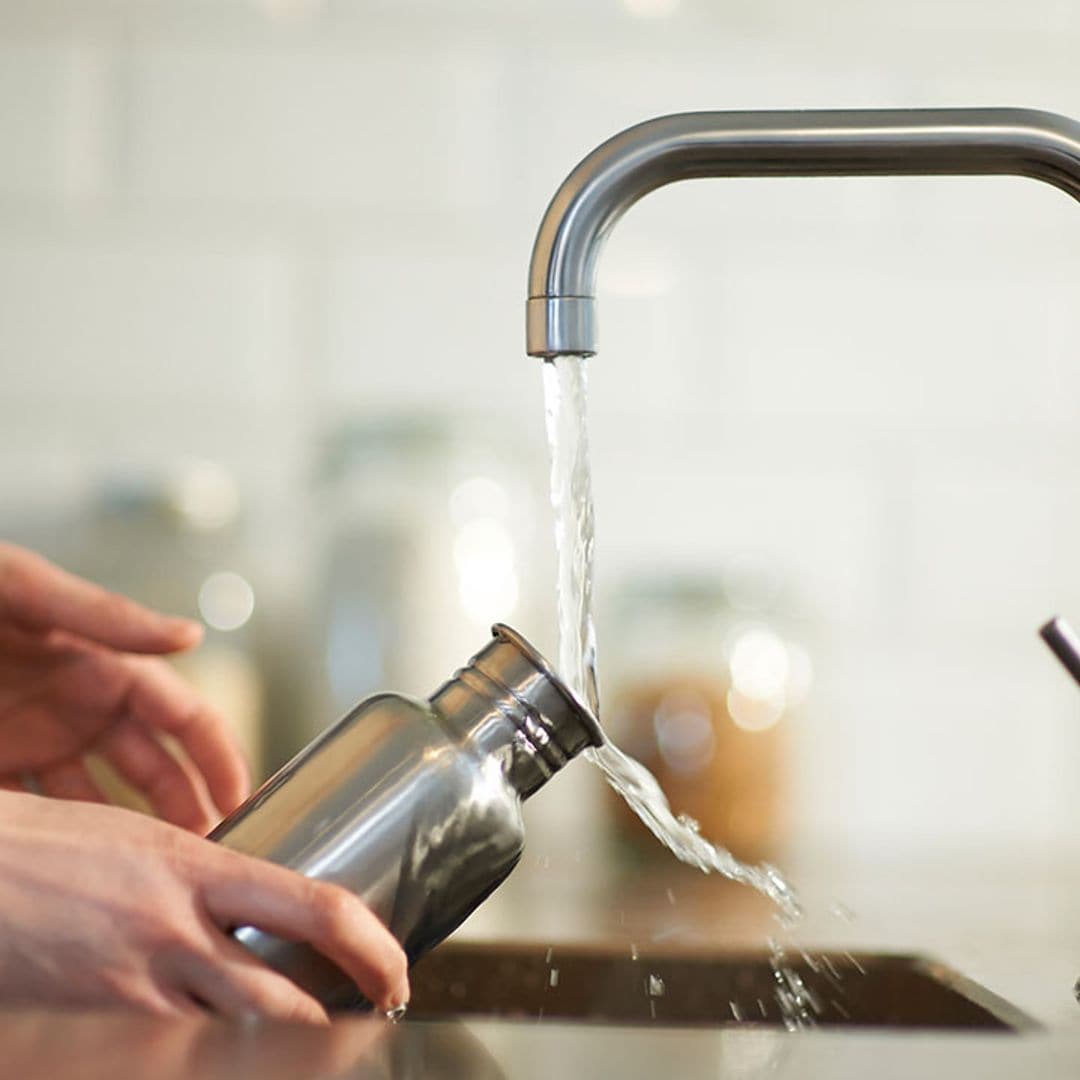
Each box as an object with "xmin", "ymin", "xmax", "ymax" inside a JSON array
[
  {"xmin": 97, "ymin": 720, "xmax": 218, "ymax": 833},
  {"xmin": 123, "ymin": 657, "xmax": 250, "ymax": 817},
  {"xmin": 183, "ymin": 1009, "xmax": 389, "ymax": 1078},
  {"xmin": 199, "ymin": 856, "xmax": 409, "ymax": 1012},
  {"xmin": 36, "ymin": 758, "xmax": 109, "ymax": 804},
  {"xmin": 0, "ymin": 543, "xmax": 202, "ymax": 655},
  {"xmin": 0, "ymin": 1011, "xmax": 203, "ymax": 1080},
  {"xmin": 175, "ymin": 941, "xmax": 330, "ymax": 1025}
]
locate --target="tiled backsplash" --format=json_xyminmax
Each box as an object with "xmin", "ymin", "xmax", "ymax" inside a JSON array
[{"xmin": 1, "ymin": 0, "xmax": 1078, "ymax": 862}]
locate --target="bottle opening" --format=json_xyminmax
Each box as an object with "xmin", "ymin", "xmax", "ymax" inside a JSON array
[{"xmin": 489, "ymin": 623, "xmax": 605, "ymax": 751}]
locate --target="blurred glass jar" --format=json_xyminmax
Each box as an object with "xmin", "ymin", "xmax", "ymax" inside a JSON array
[
  {"xmin": 59, "ymin": 463, "xmax": 265, "ymax": 782},
  {"xmin": 604, "ymin": 568, "xmax": 812, "ymax": 865},
  {"xmin": 308, "ymin": 415, "xmax": 548, "ymax": 733}
]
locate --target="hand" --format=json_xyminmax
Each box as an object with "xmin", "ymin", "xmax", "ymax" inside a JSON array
[
  {"xmin": 0, "ymin": 542, "xmax": 249, "ymax": 831},
  {"xmin": 0, "ymin": 1010, "xmax": 392, "ymax": 1080},
  {"xmin": 0, "ymin": 791, "xmax": 410, "ymax": 1022}
]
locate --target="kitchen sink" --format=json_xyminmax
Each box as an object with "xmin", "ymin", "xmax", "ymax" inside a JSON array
[{"xmin": 408, "ymin": 942, "xmax": 1035, "ymax": 1031}]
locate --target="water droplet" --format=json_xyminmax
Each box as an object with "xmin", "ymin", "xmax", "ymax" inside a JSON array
[
  {"xmin": 843, "ymin": 951, "xmax": 867, "ymax": 976},
  {"xmin": 773, "ymin": 908, "xmax": 802, "ymax": 931},
  {"xmin": 821, "ymin": 955, "xmax": 842, "ymax": 981},
  {"xmin": 829, "ymin": 901, "xmax": 856, "ymax": 923},
  {"xmin": 384, "ymin": 1003, "xmax": 408, "ymax": 1022},
  {"xmin": 630, "ymin": 943, "xmax": 639, "ymax": 961},
  {"xmin": 647, "ymin": 974, "xmax": 665, "ymax": 997},
  {"xmin": 549, "ymin": 968, "xmax": 559, "ymax": 988}
]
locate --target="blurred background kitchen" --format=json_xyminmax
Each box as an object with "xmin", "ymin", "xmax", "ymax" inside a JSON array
[{"xmin": 1, "ymin": 0, "xmax": 1078, "ymax": 931}]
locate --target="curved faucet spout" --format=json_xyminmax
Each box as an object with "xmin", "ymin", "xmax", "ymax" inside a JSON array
[{"xmin": 526, "ymin": 108, "xmax": 1080, "ymax": 358}]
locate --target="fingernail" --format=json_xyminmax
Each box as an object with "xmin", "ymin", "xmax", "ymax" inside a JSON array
[
  {"xmin": 169, "ymin": 618, "xmax": 204, "ymax": 645},
  {"xmin": 384, "ymin": 982, "xmax": 410, "ymax": 1016}
]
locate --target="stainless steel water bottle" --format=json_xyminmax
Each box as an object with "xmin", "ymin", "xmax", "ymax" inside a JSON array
[{"xmin": 209, "ymin": 623, "xmax": 603, "ymax": 1009}]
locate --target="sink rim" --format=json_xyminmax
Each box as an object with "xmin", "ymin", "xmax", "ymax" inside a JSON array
[
  {"xmin": 908, "ymin": 956, "xmax": 1041, "ymax": 1034},
  {"xmin": 406, "ymin": 939, "xmax": 1040, "ymax": 1033}
]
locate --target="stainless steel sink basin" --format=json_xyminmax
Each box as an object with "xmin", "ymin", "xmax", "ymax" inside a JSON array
[{"xmin": 408, "ymin": 942, "xmax": 1035, "ymax": 1031}]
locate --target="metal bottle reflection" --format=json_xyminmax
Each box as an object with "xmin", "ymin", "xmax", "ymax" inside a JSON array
[{"xmin": 210, "ymin": 623, "xmax": 602, "ymax": 1008}]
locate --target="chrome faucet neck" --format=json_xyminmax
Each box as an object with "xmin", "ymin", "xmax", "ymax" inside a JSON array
[{"xmin": 527, "ymin": 108, "xmax": 1080, "ymax": 358}]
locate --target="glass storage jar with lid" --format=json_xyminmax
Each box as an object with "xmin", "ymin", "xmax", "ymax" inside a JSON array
[{"xmin": 604, "ymin": 565, "xmax": 813, "ymax": 865}]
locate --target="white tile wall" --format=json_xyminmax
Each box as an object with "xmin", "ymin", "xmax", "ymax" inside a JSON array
[
  {"xmin": 324, "ymin": 248, "xmax": 534, "ymax": 407},
  {"xmin": 0, "ymin": 0, "xmax": 1078, "ymax": 862},
  {"xmin": 812, "ymin": 640, "xmax": 1069, "ymax": 852},
  {"xmin": 0, "ymin": 37, "xmax": 111, "ymax": 203},
  {"xmin": 128, "ymin": 41, "xmax": 505, "ymax": 213},
  {"xmin": 0, "ymin": 238, "xmax": 296, "ymax": 401}
]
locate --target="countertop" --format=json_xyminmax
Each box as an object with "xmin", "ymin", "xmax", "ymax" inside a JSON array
[
  {"xmin": 6, "ymin": 849, "xmax": 1080, "ymax": 1077},
  {"xmin": 1, "ymin": 1010, "xmax": 1078, "ymax": 1080}
]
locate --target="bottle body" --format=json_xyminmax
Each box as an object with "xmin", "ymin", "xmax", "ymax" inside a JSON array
[{"xmin": 209, "ymin": 624, "xmax": 601, "ymax": 1009}]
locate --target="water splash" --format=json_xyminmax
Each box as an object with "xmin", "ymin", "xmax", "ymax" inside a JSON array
[
  {"xmin": 768, "ymin": 939, "xmax": 821, "ymax": 1031},
  {"xmin": 589, "ymin": 741, "xmax": 801, "ymax": 918},
  {"xmin": 542, "ymin": 354, "xmax": 801, "ymax": 922}
]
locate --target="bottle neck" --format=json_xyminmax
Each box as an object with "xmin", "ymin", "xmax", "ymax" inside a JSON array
[{"xmin": 428, "ymin": 624, "xmax": 603, "ymax": 799}]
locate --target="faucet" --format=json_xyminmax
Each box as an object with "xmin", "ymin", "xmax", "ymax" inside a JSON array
[{"xmin": 526, "ymin": 108, "xmax": 1080, "ymax": 358}]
